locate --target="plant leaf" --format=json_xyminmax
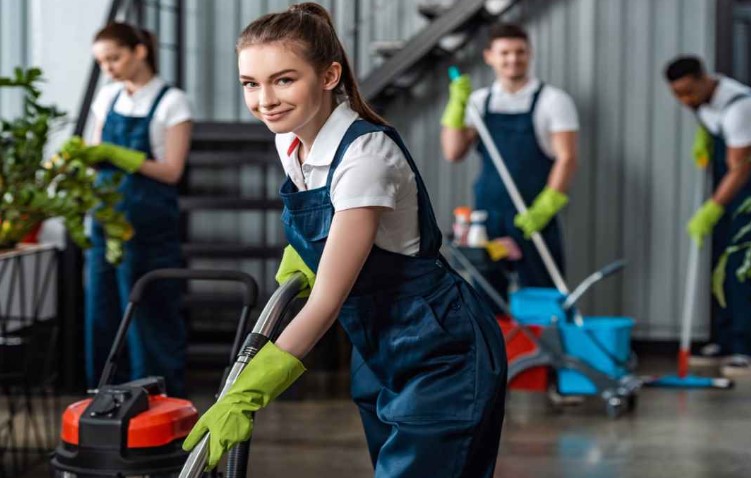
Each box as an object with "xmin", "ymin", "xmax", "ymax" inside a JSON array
[{"xmin": 713, "ymin": 251, "xmax": 729, "ymax": 308}]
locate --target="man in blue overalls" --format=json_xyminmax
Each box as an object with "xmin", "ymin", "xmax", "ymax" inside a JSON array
[
  {"xmin": 441, "ymin": 23, "xmax": 579, "ymax": 296},
  {"xmin": 665, "ymin": 56, "xmax": 751, "ymax": 377}
]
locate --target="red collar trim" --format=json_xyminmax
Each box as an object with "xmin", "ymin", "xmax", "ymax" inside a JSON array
[{"xmin": 287, "ymin": 137, "xmax": 301, "ymax": 157}]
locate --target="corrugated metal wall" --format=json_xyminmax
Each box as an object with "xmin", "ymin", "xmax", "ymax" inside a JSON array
[
  {"xmin": 182, "ymin": 0, "xmax": 717, "ymax": 339},
  {"xmin": 385, "ymin": 0, "xmax": 717, "ymax": 339},
  {"xmin": 0, "ymin": 0, "xmax": 29, "ymax": 118},
  {"xmin": 1, "ymin": 0, "xmax": 717, "ymax": 339},
  {"xmin": 417, "ymin": 0, "xmax": 715, "ymax": 340}
]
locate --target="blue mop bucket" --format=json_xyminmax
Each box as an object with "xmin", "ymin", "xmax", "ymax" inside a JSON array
[
  {"xmin": 510, "ymin": 288, "xmax": 566, "ymax": 325},
  {"xmin": 557, "ymin": 316, "xmax": 635, "ymax": 395}
]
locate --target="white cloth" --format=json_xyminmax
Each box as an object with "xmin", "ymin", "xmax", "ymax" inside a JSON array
[
  {"xmin": 275, "ymin": 102, "xmax": 420, "ymax": 255},
  {"xmin": 91, "ymin": 76, "xmax": 193, "ymax": 161},
  {"xmin": 697, "ymin": 75, "xmax": 751, "ymax": 148},
  {"xmin": 465, "ymin": 77, "xmax": 579, "ymax": 158}
]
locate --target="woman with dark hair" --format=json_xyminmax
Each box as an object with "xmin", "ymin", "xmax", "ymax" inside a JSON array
[
  {"xmin": 64, "ymin": 22, "xmax": 193, "ymax": 396},
  {"xmin": 183, "ymin": 4, "xmax": 506, "ymax": 476}
]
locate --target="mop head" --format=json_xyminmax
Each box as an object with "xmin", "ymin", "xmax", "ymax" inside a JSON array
[{"xmin": 643, "ymin": 374, "xmax": 733, "ymax": 389}]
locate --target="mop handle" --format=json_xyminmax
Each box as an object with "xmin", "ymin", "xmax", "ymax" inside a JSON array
[
  {"xmin": 679, "ymin": 172, "xmax": 708, "ymax": 368},
  {"xmin": 448, "ymin": 66, "xmax": 569, "ymax": 293},
  {"xmin": 680, "ymin": 241, "xmax": 701, "ymax": 352}
]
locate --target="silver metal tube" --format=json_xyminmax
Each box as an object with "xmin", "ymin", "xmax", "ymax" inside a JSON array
[
  {"xmin": 179, "ymin": 273, "xmax": 307, "ymax": 478},
  {"xmin": 680, "ymin": 173, "xmax": 708, "ymax": 354}
]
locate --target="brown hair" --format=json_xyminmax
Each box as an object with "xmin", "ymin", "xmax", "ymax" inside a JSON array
[
  {"xmin": 237, "ymin": 2, "xmax": 386, "ymax": 125},
  {"xmin": 486, "ymin": 23, "xmax": 529, "ymax": 49},
  {"xmin": 94, "ymin": 22, "xmax": 158, "ymax": 74}
]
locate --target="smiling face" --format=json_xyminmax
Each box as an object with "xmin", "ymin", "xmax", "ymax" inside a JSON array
[
  {"xmin": 238, "ymin": 41, "xmax": 341, "ymax": 137},
  {"xmin": 483, "ymin": 37, "xmax": 531, "ymax": 82},
  {"xmin": 92, "ymin": 39, "xmax": 147, "ymax": 82}
]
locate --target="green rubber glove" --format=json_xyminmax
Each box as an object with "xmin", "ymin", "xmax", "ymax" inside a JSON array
[
  {"xmin": 440, "ymin": 74, "xmax": 472, "ymax": 129},
  {"xmin": 61, "ymin": 136, "xmax": 146, "ymax": 173},
  {"xmin": 692, "ymin": 126, "xmax": 713, "ymax": 169},
  {"xmin": 182, "ymin": 342, "xmax": 306, "ymax": 469},
  {"xmin": 514, "ymin": 187, "xmax": 569, "ymax": 239},
  {"xmin": 275, "ymin": 245, "xmax": 316, "ymax": 297},
  {"xmin": 687, "ymin": 199, "xmax": 724, "ymax": 247}
]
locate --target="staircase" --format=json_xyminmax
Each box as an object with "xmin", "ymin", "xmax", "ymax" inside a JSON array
[{"xmin": 180, "ymin": 122, "xmax": 284, "ymax": 364}]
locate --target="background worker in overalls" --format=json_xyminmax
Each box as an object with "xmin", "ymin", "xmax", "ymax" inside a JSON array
[
  {"xmin": 65, "ymin": 22, "xmax": 193, "ymax": 396},
  {"xmin": 440, "ymin": 23, "xmax": 579, "ymax": 296},
  {"xmin": 665, "ymin": 56, "xmax": 751, "ymax": 377}
]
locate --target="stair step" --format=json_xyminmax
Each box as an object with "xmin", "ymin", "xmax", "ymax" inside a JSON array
[
  {"xmin": 188, "ymin": 150, "xmax": 280, "ymax": 168},
  {"xmin": 179, "ymin": 196, "xmax": 283, "ymax": 211},
  {"xmin": 182, "ymin": 243, "xmax": 284, "ymax": 259},
  {"xmin": 370, "ymin": 40, "xmax": 406, "ymax": 58},
  {"xmin": 417, "ymin": 2, "xmax": 451, "ymax": 20},
  {"xmin": 192, "ymin": 121, "xmax": 274, "ymax": 144},
  {"xmin": 182, "ymin": 291, "xmax": 273, "ymax": 309},
  {"xmin": 186, "ymin": 342, "xmax": 234, "ymax": 366}
]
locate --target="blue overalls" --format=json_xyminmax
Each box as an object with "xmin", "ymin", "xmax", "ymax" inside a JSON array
[
  {"xmin": 280, "ymin": 120, "xmax": 507, "ymax": 477},
  {"xmin": 475, "ymin": 84, "xmax": 565, "ymax": 291},
  {"xmin": 703, "ymin": 93, "xmax": 751, "ymax": 356},
  {"xmin": 85, "ymin": 85, "xmax": 186, "ymax": 396}
]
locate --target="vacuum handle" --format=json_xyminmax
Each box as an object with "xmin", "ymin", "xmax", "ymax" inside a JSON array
[
  {"xmin": 130, "ymin": 268, "xmax": 259, "ymax": 306},
  {"xmin": 98, "ymin": 269, "xmax": 259, "ymax": 390},
  {"xmin": 179, "ymin": 273, "xmax": 307, "ymax": 478}
]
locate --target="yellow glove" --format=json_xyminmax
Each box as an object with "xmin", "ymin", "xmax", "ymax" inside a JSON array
[
  {"xmin": 692, "ymin": 126, "xmax": 713, "ymax": 169},
  {"xmin": 182, "ymin": 342, "xmax": 305, "ymax": 469},
  {"xmin": 514, "ymin": 187, "xmax": 569, "ymax": 239},
  {"xmin": 441, "ymin": 74, "xmax": 472, "ymax": 129},
  {"xmin": 275, "ymin": 245, "xmax": 316, "ymax": 297},
  {"xmin": 687, "ymin": 200, "xmax": 724, "ymax": 248}
]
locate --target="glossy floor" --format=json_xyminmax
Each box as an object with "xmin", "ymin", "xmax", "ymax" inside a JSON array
[{"xmin": 18, "ymin": 360, "xmax": 751, "ymax": 478}]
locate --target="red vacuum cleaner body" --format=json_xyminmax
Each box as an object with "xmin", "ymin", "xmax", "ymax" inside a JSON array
[{"xmin": 51, "ymin": 376, "xmax": 198, "ymax": 477}]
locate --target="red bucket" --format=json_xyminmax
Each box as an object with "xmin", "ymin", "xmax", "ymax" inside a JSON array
[{"xmin": 498, "ymin": 316, "xmax": 549, "ymax": 392}]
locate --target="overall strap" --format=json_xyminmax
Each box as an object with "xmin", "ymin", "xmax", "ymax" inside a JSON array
[
  {"xmin": 145, "ymin": 85, "xmax": 171, "ymax": 121},
  {"xmin": 107, "ymin": 89, "xmax": 123, "ymax": 115},
  {"xmin": 325, "ymin": 120, "xmax": 390, "ymax": 186},
  {"xmin": 483, "ymin": 88, "xmax": 493, "ymax": 116},
  {"xmin": 528, "ymin": 83, "xmax": 546, "ymax": 113}
]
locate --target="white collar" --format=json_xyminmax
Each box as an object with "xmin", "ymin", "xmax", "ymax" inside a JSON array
[
  {"xmin": 490, "ymin": 77, "xmax": 541, "ymax": 97},
  {"xmin": 120, "ymin": 76, "xmax": 166, "ymax": 102},
  {"xmin": 705, "ymin": 75, "xmax": 745, "ymax": 112},
  {"xmin": 284, "ymin": 101, "xmax": 359, "ymax": 167}
]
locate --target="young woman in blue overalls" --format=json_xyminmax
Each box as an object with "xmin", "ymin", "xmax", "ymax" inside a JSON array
[
  {"xmin": 183, "ymin": 4, "xmax": 507, "ymax": 475},
  {"xmin": 67, "ymin": 23, "xmax": 193, "ymax": 396}
]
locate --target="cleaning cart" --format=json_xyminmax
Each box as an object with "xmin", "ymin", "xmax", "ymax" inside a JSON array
[
  {"xmin": 444, "ymin": 244, "xmax": 641, "ymax": 418},
  {"xmin": 50, "ymin": 269, "xmax": 260, "ymax": 477}
]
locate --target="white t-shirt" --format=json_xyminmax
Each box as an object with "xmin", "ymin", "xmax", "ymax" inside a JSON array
[
  {"xmin": 465, "ymin": 77, "xmax": 579, "ymax": 158},
  {"xmin": 275, "ymin": 102, "xmax": 421, "ymax": 256},
  {"xmin": 91, "ymin": 76, "xmax": 193, "ymax": 161},
  {"xmin": 697, "ymin": 75, "xmax": 751, "ymax": 148}
]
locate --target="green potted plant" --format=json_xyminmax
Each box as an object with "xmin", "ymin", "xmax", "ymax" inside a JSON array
[
  {"xmin": 0, "ymin": 67, "xmax": 131, "ymax": 263},
  {"xmin": 713, "ymin": 198, "xmax": 751, "ymax": 307}
]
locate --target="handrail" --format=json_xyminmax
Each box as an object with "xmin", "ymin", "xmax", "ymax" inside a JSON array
[
  {"xmin": 360, "ymin": 0, "xmax": 520, "ymax": 103},
  {"xmin": 179, "ymin": 272, "xmax": 308, "ymax": 478},
  {"xmin": 72, "ymin": 0, "xmax": 124, "ymax": 136}
]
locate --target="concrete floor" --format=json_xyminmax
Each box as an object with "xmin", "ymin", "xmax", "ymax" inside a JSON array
[{"xmin": 14, "ymin": 360, "xmax": 751, "ymax": 477}]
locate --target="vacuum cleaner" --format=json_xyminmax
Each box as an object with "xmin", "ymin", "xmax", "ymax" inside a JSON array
[{"xmin": 50, "ymin": 269, "xmax": 259, "ymax": 477}]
